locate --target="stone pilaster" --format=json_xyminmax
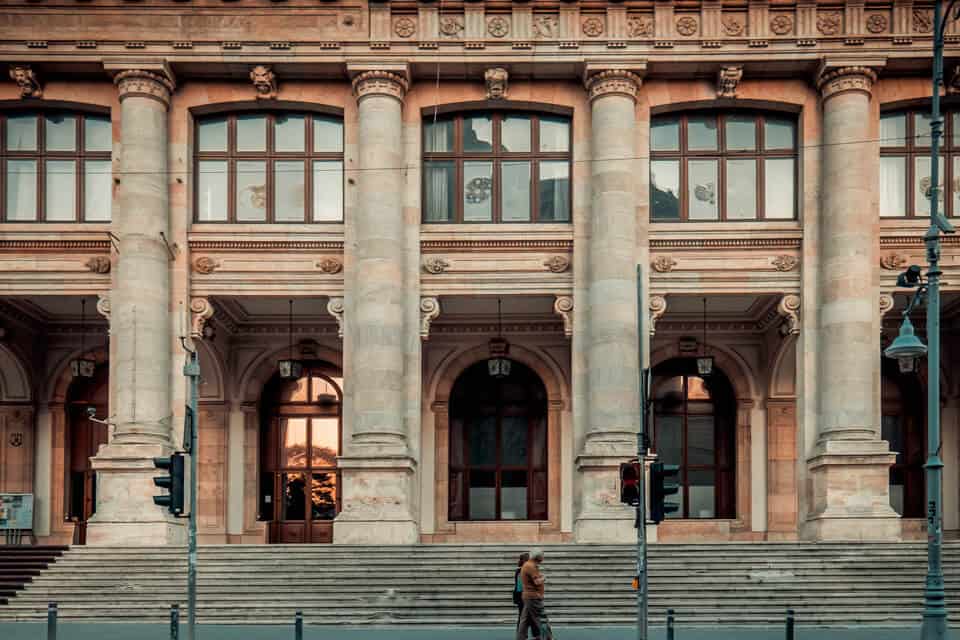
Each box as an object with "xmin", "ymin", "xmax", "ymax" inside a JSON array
[
  {"xmin": 575, "ymin": 67, "xmax": 643, "ymax": 543},
  {"xmin": 87, "ymin": 65, "xmax": 183, "ymax": 546},
  {"xmin": 805, "ymin": 62, "xmax": 899, "ymax": 541},
  {"xmin": 334, "ymin": 65, "xmax": 418, "ymax": 544}
]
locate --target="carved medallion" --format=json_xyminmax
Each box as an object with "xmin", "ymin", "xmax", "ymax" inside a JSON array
[
  {"xmin": 394, "ymin": 17, "xmax": 416, "ymax": 38},
  {"xmin": 717, "ymin": 66, "xmax": 743, "ymax": 99},
  {"xmin": 193, "ymin": 256, "xmax": 220, "ymax": 274},
  {"xmin": 880, "ymin": 253, "xmax": 909, "ymax": 271},
  {"xmin": 543, "ymin": 255, "xmax": 571, "ymax": 273},
  {"xmin": 771, "ymin": 255, "xmax": 800, "ymax": 272},
  {"xmin": 816, "ymin": 11, "xmax": 843, "ymax": 36},
  {"xmin": 676, "ymin": 16, "xmax": 699, "ymax": 37},
  {"xmin": 84, "ymin": 256, "xmax": 111, "ymax": 274},
  {"xmin": 422, "ymin": 256, "xmax": 451, "ymax": 274},
  {"xmin": 9, "ymin": 65, "xmax": 42, "ymax": 99},
  {"xmin": 485, "ymin": 68, "xmax": 508, "ymax": 100},
  {"xmin": 582, "ymin": 17, "xmax": 605, "ymax": 37},
  {"xmin": 866, "ymin": 14, "xmax": 888, "ymax": 34},
  {"xmin": 770, "ymin": 14, "xmax": 794, "ymax": 35},
  {"xmin": 627, "ymin": 15, "xmax": 654, "ymax": 38},
  {"xmin": 487, "ymin": 16, "xmax": 510, "ymax": 38},
  {"xmin": 250, "ymin": 65, "xmax": 277, "ymax": 100},
  {"xmin": 533, "ymin": 16, "xmax": 559, "ymax": 38},
  {"xmin": 721, "ymin": 15, "xmax": 745, "ymax": 36},
  {"xmin": 913, "ymin": 9, "xmax": 933, "ymax": 33},
  {"xmin": 8, "ymin": 432, "xmax": 22, "ymax": 448},
  {"xmin": 440, "ymin": 16, "xmax": 464, "ymax": 37},
  {"xmin": 652, "ymin": 256, "xmax": 678, "ymax": 273},
  {"xmin": 316, "ymin": 257, "xmax": 343, "ymax": 274}
]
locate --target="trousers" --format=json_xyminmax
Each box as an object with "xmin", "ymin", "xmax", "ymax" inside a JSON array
[{"xmin": 516, "ymin": 597, "xmax": 551, "ymax": 640}]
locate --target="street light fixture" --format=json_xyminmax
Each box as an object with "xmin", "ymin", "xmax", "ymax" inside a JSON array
[{"xmin": 884, "ymin": 315, "xmax": 927, "ymax": 373}]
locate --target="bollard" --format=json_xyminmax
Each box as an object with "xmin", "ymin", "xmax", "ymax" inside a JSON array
[
  {"xmin": 666, "ymin": 608, "xmax": 675, "ymax": 640},
  {"xmin": 294, "ymin": 610, "xmax": 303, "ymax": 640},
  {"xmin": 785, "ymin": 608, "xmax": 795, "ymax": 640},
  {"xmin": 47, "ymin": 602, "xmax": 57, "ymax": 640},
  {"xmin": 170, "ymin": 604, "xmax": 180, "ymax": 640}
]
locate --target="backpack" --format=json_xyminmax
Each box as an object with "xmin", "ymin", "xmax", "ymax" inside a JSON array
[{"xmin": 512, "ymin": 568, "xmax": 523, "ymax": 605}]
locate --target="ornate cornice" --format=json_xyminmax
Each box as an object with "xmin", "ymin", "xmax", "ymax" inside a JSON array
[
  {"xmin": 352, "ymin": 69, "xmax": 409, "ymax": 102},
  {"xmin": 421, "ymin": 239, "xmax": 572, "ymax": 251},
  {"xmin": 881, "ymin": 235, "xmax": 960, "ymax": 247},
  {"xmin": 816, "ymin": 65, "xmax": 877, "ymax": 100},
  {"xmin": 584, "ymin": 69, "xmax": 642, "ymax": 102},
  {"xmin": 188, "ymin": 240, "xmax": 344, "ymax": 251},
  {"xmin": 649, "ymin": 238, "xmax": 801, "ymax": 249},
  {"xmin": 0, "ymin": 239, "xmax": 110, "ymax": 251},
  {"xmin": 114, "ymin": 69, "xmax": 175, "ymax": 108}
]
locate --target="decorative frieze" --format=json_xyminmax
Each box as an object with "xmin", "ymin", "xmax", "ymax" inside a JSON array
[
  {"xmin": 420, "ymin": 297, "xmax": 441, "ymax": 341},
  {"xmin": 487, "ymin": 16, "xmax": 510, "ymax": 38},
  {"xmin": 816, "ymin": 65, "xmax": 877, "ymax": 100},
  {"xmin": 583, "ymin": 69, "xmax": 642, "ymax": 102},
  {"xmin": 817, "ymin": 10, "xmax": 843, "ymax": 36},
  {"xmin": 114, "ymin": 69, "xmax": 175, "ymax": 109},
  {"xmin": 250, "ymin": 65, "xmax": 277, "ymax": 100},
  {"xmin": 484, "ymin": 67, "xmax": 508, "ymax": 100},
  {"xmin": 352, "ymin": 70, "xmax": 408, "ymax": 103},
  {"xmin": 8, "ymin": 65, "xmax": 42, "ymax": 99},
  {"xmin": 553, "ymin": 295, "xmax": 573, "ymax": 338}
]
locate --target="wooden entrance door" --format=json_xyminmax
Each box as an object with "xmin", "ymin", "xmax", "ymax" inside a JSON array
[
  {"xmin": 261, "ymin": 368, "xmax": 342, "ymax": 544},
  {"xmin": 66, "ymin": 365, "xmax": 108, "ymax": 545}
]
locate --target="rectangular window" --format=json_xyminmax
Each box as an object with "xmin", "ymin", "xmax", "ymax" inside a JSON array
[
  {"xmin": 274, "ymin": 160, "xmax": 305, "ymax": 222},
  {"xmin": 313, "ymin": 117, "xmax": 343, "ymax": 153},
  {"xmin": 880, "ymin": 156, "xmax": 906, "ymax": 218},
  {"xmin": 6, "ymin": 160, "xmax": 37, "ymax": 221},
  {"xmin": 468, "ymin": 470, "xmax": 497, "ymax": 520},
  {"xmin": 651, "ymin": 160, "xmax": 681, "ymax": 220},
  {"xmin": 424, "ymin": 118, "xmax": 454, "ymax": 153},
  {"xmin": 688, "ymin": 115, "xmax": 718, "ymax": 151},
  {"xmin": 688, "ymin": 159, "xmax": 718, "ymax": 220},
  {"xmin": 725, "ymin": 115, "xmax": 756, "ymax": 151},
  {"xmin": 881, "ymin": 114, "xmax": 907, "ymax": 147},
  {"xmin": 84, "ymin": 160, "xmax": 112, "ymax": 222},
  {"xmin": 198, "ymin": 117, "xmax": 228, "ymax": 152},
  {"xmin": 236, "ymin": 160, "xmax": 267, "ymax": 222},
  {"xmin": 539, "ymin": 116, "xmax": 570, "ymax": 153},
  {"xmin": 725, "ymin": 159, "xmax": 757, "ymax": 219},
  {"xmin": 764, "ymin": 117, "xmax": 796, "ymax": 150},
  {"xmin": 7, "ymin": 115, "xmax": 37, "ymax": 151},
  {"xmin": 424, "ymin": 161, "xmax": 455, "ymax": 222},
  {"xmin": 464, "ymin": 115, "xmax": 493, "ymax": 152},
  {"xmin": 501, "ymin": 116, "xmax": 531, "ymax": 153},
  {"xmin": 651, "ymin": 118, "xmax": 680, "ymax": 152},
  {"xmin": 914, "ymin": 156, "xmax": 944, "ymax": 217},
  {"xmin": 45, "ymin": 114, "xmax": 76, "ymax": 152},
  {"xmin": 313, "ymin": 160, "xmax": 343, "ymax": 222},
  {"xmin": 197, "ymin": 160, "xmax": 228, "ymax": 222},
  {"xmin": 236, "ymin": 115, "xmax": 267, "ymax": 152},
  {"xmin": 538, "ymin": 161, "xmax": 570, "ymax": 222},
  {"xmin": 463, "ymin": 161, "xmax": 494, "ymax": 222},
  {"xmin": 45, "ymin": 160, "xmax": 76, "ymax": 221},
  {"xmin": 275, "ymin": 114, "xmax": 305, "ymax": 153},
  {"xmin": 84, "ymin": 116, "xmax": 112, "ymax": 153},
  {"xmin": 501, "ymin": 161, "xmax": 531, "ymax": 222},
  {"xmin": 764, "ymin": 158, "xmax": 796, "ymax": 219}
]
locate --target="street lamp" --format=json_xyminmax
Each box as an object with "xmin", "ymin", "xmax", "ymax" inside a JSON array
[{"xmin": 891, "ymin": 2, "xmax": 959, "ymax": 637}]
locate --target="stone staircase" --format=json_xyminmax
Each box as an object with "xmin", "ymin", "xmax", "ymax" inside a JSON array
[
  {"xmin": 0, "ymin": 546, "xmax": 68, "ymax": 606},
  {"xmin": 0, "ymin": 543, "xmax": 958, "ymax": 626}
]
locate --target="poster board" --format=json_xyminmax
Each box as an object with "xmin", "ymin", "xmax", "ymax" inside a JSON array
[{"xmin": 0, "ymin": 493, "xmax": 34, "ymax": 530}]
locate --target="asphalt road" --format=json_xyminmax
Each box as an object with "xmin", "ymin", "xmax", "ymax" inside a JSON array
[{"xmin": 0, "ymin": 624, "xmax": 952, "ymax": 640}]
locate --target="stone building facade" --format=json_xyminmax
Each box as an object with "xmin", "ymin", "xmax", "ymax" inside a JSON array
[{"xmin": 0, "ymin": 0, "xmax": 958, "ymax": 546}]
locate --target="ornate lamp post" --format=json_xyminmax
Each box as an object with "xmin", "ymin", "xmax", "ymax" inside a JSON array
[{"xmin": 886, "ymin": 2, "xmax": 957, "ymax": 637}]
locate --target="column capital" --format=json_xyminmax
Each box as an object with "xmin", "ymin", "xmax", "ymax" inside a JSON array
[
  {"xmin": 350, "ymin": 68, "xmax": 409, "ymax": 103},
  {"xmin": 816, "ymin": 60, "xmax": 882, "ymax": 101},
  {"xmin": 113, "ymin": 69, "xmax": 176, "ymax": 109},
  {"xmin": 583, "ymin": 67, "xmax": 644, "ymax": 103}
]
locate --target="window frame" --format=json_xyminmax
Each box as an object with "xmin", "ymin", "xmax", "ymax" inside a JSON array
[
  {"xmin": 879, "ymin": 106, "xmax": 959, "ymax": 218},
  {"xmin": 193, "ymin": 110, "xmax": 344, "ymax": 224},
  {"xmin": 0, "ymin": 108, "xmax": 112, "ymax": 223},
  {"xmin": 650, "ymin": 110, "xmax": 799, "ymax": 222},
  {"xmin": 421, "ymin": 110, "xmax": 573, "ymax": 224}
]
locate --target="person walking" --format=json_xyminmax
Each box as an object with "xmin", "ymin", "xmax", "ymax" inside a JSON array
[
  {"xmin": 516, "ymin": 548, "xmax": 552, "ymax": 640},
  {"xmin": 513, "ymin": 553, "xmax": 540, "ymax": 639}
]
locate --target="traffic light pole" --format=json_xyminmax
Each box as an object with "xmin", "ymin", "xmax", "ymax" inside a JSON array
[
  {"xmin": 184, "ymin": 349, "xmax": 200, "ymax": 640},
  {"xmin": 636, "ymin": 265, "xmax": 648, "ymax": 640}
]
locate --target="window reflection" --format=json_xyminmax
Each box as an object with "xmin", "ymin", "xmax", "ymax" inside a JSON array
[
  {"xmin": 311, "ymin": 417, "xmax": 339, "ymax": 467},
  {"xmin": 282, "ymin": 418, "xmax": 308, "ymax": 468},
  {"xmin": 311, "ymin": 473, "xmax": 337, "ymax": 520},
  {"xmin": 282, "ymin": 472, "xmax": 307, "ymax": 520}
]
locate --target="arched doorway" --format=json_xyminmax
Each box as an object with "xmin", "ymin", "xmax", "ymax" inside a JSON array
[
  {"xmin": 448, "ymin": 361, "xmax": 548, "ymax": 521},
  {"xmin": 881, "ymin": 363, "xmax": 925, "ymax": 517},
  {"xmin": 651, "ymin": 358, "xmax": 737, "ymax": 519},
  {"xmin": 259, "ymin": 363, "xmax": 342, "ymax": 543},
  {"xmin": 65, "ymin": 364, "xmax": 109, "ymax": 545}
]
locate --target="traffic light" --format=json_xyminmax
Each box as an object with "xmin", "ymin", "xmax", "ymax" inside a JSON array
[
  {"xmin": 650, "ymin": 462, "xmax": 680, "ymax": 524},
  {"xmin": 619, "ymin": 461, "xmax": 641, "ymax": 506},
  {"xmin": 153, "ymin": 453, "xmax": 186, "ymax": 516}
]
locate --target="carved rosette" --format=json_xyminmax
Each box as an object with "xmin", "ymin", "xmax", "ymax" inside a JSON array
[
  {"xmin": 192, "ymin": 256, "xmax": 220, "ymax": 274},
  {"xmin": 84, "ymin": 256, "xmax": 111, "ymax": 274},
  {"xmin": 776, "ymin": 294, "xmax": 801, "ymax": 336},
  {"xmin": 880, "ymin": 252, "xmax": 909, "ymax": 270},
  {"xmin": 9, "ymin": 65, "xmax": 42, "ymax": 98},
  {"xmin": 651, "ymin": 256, "xmax": 677, "ymax": 273},
  {"xmin": 771, "ymin": 254, "xmax": 800, "ymax": 272},
  {"xmin": 190, "ymin": 297, "xmax": 214, "ymax": 339},
  {"xmin": 543, "ymin": 255, "xmax": 571, "ymax": 273},
  {"xmin": 316, "ymin": 257, "xmax": 343, "ymax": 274},
  {"xmin": 485, "ymin": 67, "xmax": 509, "ymax": 100},
  {"xmin": 817, "ymin": 66, "xmax": 877, "ymax": 101},
  {"xmin": 114, "ymin": 69, "xmax": 175, "ymax": 109},
  {"xmin": 420, "ymin": 297, "xmax": 441, "ymax": 341},
  {"xmin": 422, "ymin": 256, "xmax": 451, "ymax": 274},
  {"xmin": 327, "ymin": 296, "xmax": 344, "ymax": 339},
  {"xmin": 352, "ymin": 70, "xmax": 409, "ymax": 103},
  {"xmin": 553, "ymin": 295, "xmax": 573, "ymax": 338},
  {"xmin": 649, "ymin": 295, "xmax": 667, "ymax": 336},
  {"xmin": 584, "ymin": 69, "xmax": 642, "ymax": 103}
]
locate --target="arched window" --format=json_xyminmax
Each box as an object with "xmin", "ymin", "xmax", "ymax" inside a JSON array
[
  {"xmin": 1, "ymin": 110, "xmax": 112, "ymax": 222},
  {"xmin": 422, "ymin": 111, "xmax": 571, "ymax": 223},
  {"xmin": 879, "ymin": 107, "xmax": 959, "ymax": 218},
  {"xmin": 652, "ymin": 359, "xmax": 737, "ymax": 519},
  {"xmin": 448, "ymin": 361, "xmax": 548, "ymax": 521},
  {"xmin": 881, "ymin": 369, "xmax": 925, "ymax": 517},
  {"xmin": 194, "ymin": 111, "xmax": 343, "ymax": 223},
  {"xmin": 650, "ymin": 112, "xmax": 797, "ymax": 221},
  {"xmin": 260, "ymin": 365, "xmax": 342, "ymax": 544}
]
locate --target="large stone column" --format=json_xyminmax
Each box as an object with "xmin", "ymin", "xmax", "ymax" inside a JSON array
[
  {"xmin": 334, "ymin": 66, "xmax": 418, "ymax": 544},
  {"xmin": 575, "ymin": 68, "xmax": 643, "ymax": 543},
  {"xmin": 87, "ymin": 66, "xmax": 183, "ymax": 545},
  {"xmin": 806, "ymin": 63, "xmax": 898, "ymax": 541}
]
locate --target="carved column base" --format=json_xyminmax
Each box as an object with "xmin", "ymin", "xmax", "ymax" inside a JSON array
[
  {"xmin": 802, "ymin": 439, "xmax": 900, "ymax": 542},
  {"xmin": 574, "ymin": 453, "xmax": 635, "ymax": 543},
  {"xmin": 333, "ymin": 455, "xmax": 419, "ymax": 544},
  {"xmin": 86, "ymin": 443, "xmax": 185, "ymax": 546}
]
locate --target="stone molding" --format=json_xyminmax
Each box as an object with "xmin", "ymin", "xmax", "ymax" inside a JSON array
[
  {"xmin": 776, "ymin": 294, "xmax": 801, "ymax": 336},
  {"xmin": 717, "ymin": 65, "xmax": 743, "ymax": 98},
  {"xmin": 9, "ymin": 65, "xmax": 42, "ymax": 99},
  {"xmin": 96, "ymin": 293, "xmax": 111, "ymax": 319},
  {"xmin": 543, "ymin": 255, "xmax": 571, "ymax": 273},
  {"xmin": 0, "ymin": 239, "xmax": 111, "ymax": 251},
  {"xmin": 650, "ymin": 238, "xmax": 800, "ymax": 249},
  {"xmin": 114, "ymin": 69, "xmax": 175, "ymax": 108},
  {"xmin": 192, "ymin": 256, "xmax": 220, "ymax": 274},
  {"xmin": 422, "ymin": 239, "xmax": 572, "ymax": 251},
  {"xmin": 649, "ymin": 295, "xmax": 667, "ymax": 336},
  {"xmin": 651, "ymin": 255, "xmax": 677, "ymax": 273},
  {"xmin": 189, "ymin": 240, "xmax": 343, "ymax": 251},
  {"xmin": 190, "ymin": 297, "xmax": 214, "ymax": 339},
  {"xmin": 816, "ymin": 65, "xmax": 877, "ymax": 100},
  {"xmin": 316, "ymin": 257, "xmax": 343, "ymax": 274},
  {"xmin": 583, "ymin": 69, "xmax": 642, "ymax": 102},
  {"xmin": 484, "ymin": 67, "xmax": 508, "ymax": 100},
  {"xmin": 553, "ymin": 295, "xmax": 573, "ymax": 338},
  {"xmin": 326, "ymin": 296, "xmax": 344, "ymax": 339},
  {"xmin": 249, "ymin": 64, "xmax": 277, "ymax": 100},
  {"xmin": 420, "ymin": 297, "xmax": 441, "ymax": 341},
  {"xmin": 352, "ymin": 69, "xmax": 409, "ymax": 102},
  {"xmin": 84, "ymin": 256, "xmax": 111, "ymax": 274}
]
